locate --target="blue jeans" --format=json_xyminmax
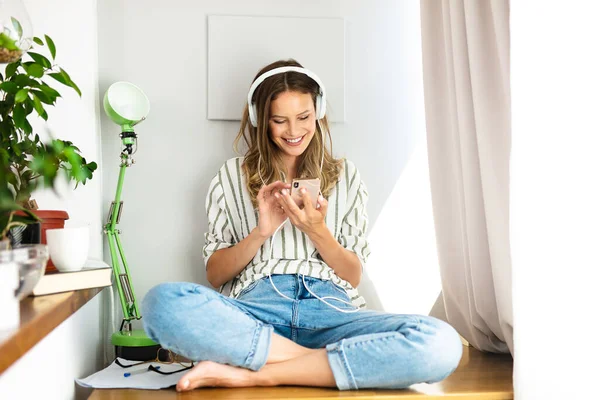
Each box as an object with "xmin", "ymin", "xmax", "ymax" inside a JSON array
[{"xmin": 141, "ymin": 275, "xmax": 462, "ymax": 390}]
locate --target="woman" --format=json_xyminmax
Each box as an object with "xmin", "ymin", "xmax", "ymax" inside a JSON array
[{"xmin": 142, "ymin": 59, "xmax": 462, "ymax": 392}]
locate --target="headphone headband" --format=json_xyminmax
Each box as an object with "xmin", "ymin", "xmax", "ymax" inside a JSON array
[{"xmin": 247, "ymin": 66, "xmax": 327, "ymax": 127}]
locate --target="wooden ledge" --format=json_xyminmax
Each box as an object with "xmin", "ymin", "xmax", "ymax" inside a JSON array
[
  {"xmin": 0, "ymin": 287, "xmax": 103, "ymax": 374},
  {"xmin": 90, "ymin": 346, "xmax": 513, "ymax": 399}
]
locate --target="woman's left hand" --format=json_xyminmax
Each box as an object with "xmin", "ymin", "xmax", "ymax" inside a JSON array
[{"xmin": 275, "ymin": 188, "xmax": 328, "ymax": 236}]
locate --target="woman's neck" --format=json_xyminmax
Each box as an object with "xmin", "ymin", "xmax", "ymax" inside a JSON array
[{"xmin": 282, "ymin": 155, "xmax": 300, "ymax": 182}]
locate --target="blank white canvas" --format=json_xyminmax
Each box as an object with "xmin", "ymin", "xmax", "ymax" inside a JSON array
[{"xmin": 208, "ymin": 15, "xmax": 345, "ymax": 122}]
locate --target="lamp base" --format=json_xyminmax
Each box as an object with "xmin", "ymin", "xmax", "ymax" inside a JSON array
[
  {"xmin": 115, "ymin": 344, "xmax": 161, "ymax": 361},
  {"xmin": 112, "ymin": 330, "xmax": 160, "ymax": 361}
]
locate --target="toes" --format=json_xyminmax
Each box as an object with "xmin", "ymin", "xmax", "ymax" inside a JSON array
[{"xmin": 176, "ymin": 378, "xmax": 191, "ymax": 392}]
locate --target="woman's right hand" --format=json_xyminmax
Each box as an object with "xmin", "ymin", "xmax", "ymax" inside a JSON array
[{"xmin": 257, "ymin": 181, "xmax": 291, "ymax": 238}]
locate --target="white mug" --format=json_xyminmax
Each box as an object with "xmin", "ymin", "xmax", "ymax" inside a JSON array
[{"xmin": 46, "ymin": 226, "xmax": 90, "ymax": 272}]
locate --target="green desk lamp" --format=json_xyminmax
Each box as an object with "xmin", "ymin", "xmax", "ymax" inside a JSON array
[{"xmin": 103, "ymin": 82, "xmax": 159, "ymax": 360}]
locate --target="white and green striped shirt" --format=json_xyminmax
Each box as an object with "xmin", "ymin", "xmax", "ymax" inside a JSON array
[{"xmin": 203, "ymin": 157, "xmax": 371, "ymax": 308}]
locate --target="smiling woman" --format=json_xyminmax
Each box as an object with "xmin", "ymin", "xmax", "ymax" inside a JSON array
[{"xmin": 141, "ymin": 59, "xmax": 463, "ymax": 393}]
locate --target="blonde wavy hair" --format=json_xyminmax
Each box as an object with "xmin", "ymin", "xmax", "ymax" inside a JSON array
[{"xmin": 234, "ymin": 59, "xmax": 343, "ymax": 208}]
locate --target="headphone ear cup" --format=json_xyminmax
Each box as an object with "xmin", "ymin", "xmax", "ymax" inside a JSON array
[
  {"xmin": 249, "ymin": 103, "xmax": 258, "ymax": 127},
  {"xmin": 315, "ymin": 94, "xmax": 325, "ymax": 120}
]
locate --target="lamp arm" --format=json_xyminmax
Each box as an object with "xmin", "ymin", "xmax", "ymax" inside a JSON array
[{"xmin": 104, "ymin": 144, "xmax": 142, "ymax": 324}]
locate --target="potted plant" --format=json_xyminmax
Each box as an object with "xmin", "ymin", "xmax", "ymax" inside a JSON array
[{"xmin": 0, "ymin": 32, "xmax": 97, "ymax": 272}]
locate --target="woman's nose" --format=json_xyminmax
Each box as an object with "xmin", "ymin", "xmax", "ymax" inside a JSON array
[{"xmin": 289, "ymin": 121, "xmax": 302, "ymax": 136}]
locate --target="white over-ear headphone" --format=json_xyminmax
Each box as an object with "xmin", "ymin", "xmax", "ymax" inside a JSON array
[{"xmin": 247, "ymin": 66, "xmax": 327, "ymax": 127}]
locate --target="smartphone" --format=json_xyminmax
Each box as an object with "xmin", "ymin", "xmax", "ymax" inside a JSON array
[{"xmin": 291, "ymin": 178, "xmax": 321, "ymax": 208}]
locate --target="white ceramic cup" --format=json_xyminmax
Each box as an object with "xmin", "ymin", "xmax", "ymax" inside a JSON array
[{"xmin": 46, "ymin": 226, "xmax": 90, "ymax": 272}]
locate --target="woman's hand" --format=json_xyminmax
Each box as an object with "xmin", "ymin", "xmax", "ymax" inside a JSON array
[
  {"xmin": 257, "ymin": 181, "xmax": 291, "ymax": 238},
  {"xmin": 275, "ymin": 188, "xmax": 328, "ymax": 236}
]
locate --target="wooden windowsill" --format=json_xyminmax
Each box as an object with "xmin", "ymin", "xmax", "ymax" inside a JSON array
[
  {"xmin": 90, "ymin": 346, "xmax": 513, "ymax": 399},
  {"xmin": 0, "ymin": 287, "xmax": 104, "ymax": 375}
]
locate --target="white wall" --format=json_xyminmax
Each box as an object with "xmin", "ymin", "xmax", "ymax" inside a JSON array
[
  {"xmin": 1, "ymin": 1, "xmax": 435, "ymax": 398},
  {"xmin": 0, "ymin": 1, "xmax": 104, "ymax": 399},
  {"xmin": 98, "ymin": 0, "xmax": 435, "ymax": 319}
]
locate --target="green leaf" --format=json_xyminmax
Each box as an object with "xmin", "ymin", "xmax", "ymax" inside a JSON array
[
  {"xmin": 0, "ymin": 71, "xmax": 3, "ymax": 81},
  {"xmin": 12, "ymin": 104, "xmax": 24, "ymax": 129},
  {"xmin": 11, "ymin": 141, "xmax": 21, "ymax": 156},
  {"xmin": 15, "ymin": 88, "xmax": 29, "ymax": 103},
  {"xmin": 48, "ymin": 72, "xmax": 67, "ymax": 85},
  {"xmin": 32, "ymin": 94, "xmax": 48, "ymax": 120},
  {"xmin": 49, "ymin": 70, "xmax": 82, "ymax": 96},
  {"xmin": 23, "ymin": 63, "xmax": 44, "ymax": 78},
  {"xmin": 44, "ymin": 35, "xmax": 56, "ymax": 59},
  {"xmin": 27, "ymin": 52, "xmax": 51, "ymax": 69},
  {"xmin": 33, "ymin": 37, "xmax": 43, "ymax": 46},
  {"xmin": 11, "ymin": 17, "xmax": 23, "ymax": 39},
  {"xmin": 22, "ymin": 118, "xmax": 32, "ymax": 134},
  {"xmin": 5, "ymin": 61, "xmax": 19, "ymax": 78},
  {"xmin": 59, "ymin": 68, "xmax": 81, "ymax": 96},
  {"xmin": 0, "ymin": 81, "xmax": 19, "ymax": 94},
  {"xmin": 38, "ymin": 84, "xmax": 61, "ymax": 99},
  {"xmin": 23, "ymin": 97, "xmax": 34, "ymax": 114},
  {"xmin": 30, "ymin": 89, "xmax": 52, "ymax": 105},
  {"xmin": 13, "ymin": 74, "xmax": 35, "ymax": 87},
  {"xmin": 52, "ymin": 139, "xmax": 65, "ymax": 152}
]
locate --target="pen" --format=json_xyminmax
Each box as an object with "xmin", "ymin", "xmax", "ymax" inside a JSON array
[{"xmin": 124, "ymin": 365, "xmax": 160, "ymax": 377}]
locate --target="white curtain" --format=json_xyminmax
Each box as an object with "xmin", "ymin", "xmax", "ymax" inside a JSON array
[
  {"xmin": 422, "ymin": 0, "xmax": 600, "ymax": 398},
  {"xmin": 420, "ymin": 0, "xmax": 513, "ymax": 354}
]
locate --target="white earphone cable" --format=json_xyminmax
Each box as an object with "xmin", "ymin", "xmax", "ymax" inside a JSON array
[{"xmin": 251, "ymin": 70, "xmax": 358, "ymax": 313}]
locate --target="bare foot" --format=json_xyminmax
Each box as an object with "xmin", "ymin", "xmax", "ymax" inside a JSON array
[{"xmin": 176, "ymin": 361, "xmax": 254, "ymax": 392}]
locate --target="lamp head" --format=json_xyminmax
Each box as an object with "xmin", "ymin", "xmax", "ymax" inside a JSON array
[{"xmin": 103, "ymin": 82, "xmax": 150, "ymax": 132}]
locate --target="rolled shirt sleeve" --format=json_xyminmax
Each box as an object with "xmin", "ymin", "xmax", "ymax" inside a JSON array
[{"xmin": 203, "ymin": 174, "xmax": 235, "ymax": 267}]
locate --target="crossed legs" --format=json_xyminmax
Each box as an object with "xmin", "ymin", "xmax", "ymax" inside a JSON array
[{"xmin": 175, "ymin": 333, "xmax": 335, "ymax": 392}]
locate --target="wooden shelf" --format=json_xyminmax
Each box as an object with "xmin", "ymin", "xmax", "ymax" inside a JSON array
[
  {"xmin": 0, "ymin": 287, "xmax": 104, "ymax": 374},
  {"xmin": 90, "ymin": 346, "xmax": 513, "ymax": 399}
]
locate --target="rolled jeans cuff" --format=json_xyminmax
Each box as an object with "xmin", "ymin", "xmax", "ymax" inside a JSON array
[
  {"xmin": 326, "ymin": 341, "xmax": 358, "ymax": 390},
  {"xmin": 245, "ymin": 322, "xmax": 273, "ymax": 371}
]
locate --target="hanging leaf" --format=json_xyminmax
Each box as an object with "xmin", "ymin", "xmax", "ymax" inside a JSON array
[
  {"xmin": 49, "ymin": 69, "xmax": 81, "ymax": 96},
  {"xmin": 15, "ymin": 88, "xmax": 29, "ymax": 103},
  {"xmin": 22, "ymin": 118, "xmax": 32, "ymax": 134},
  {"xmin": 13, "ymin": 74, "xmax": 35, "ymax": 87},
  {"xmin": 30, "ymin": 89, "xmax": 52, "ymax": 105},
  {"xmin": 0, "ymin": 81, "xmax": 19, "ymax": 94},
  {"xmin": 38, "ymin": 83, "xmax": 61, "ymax": 100},
  {"xmin": 12, "ymin": 104, "xmax": 25, "ymax": 129},
  {"xmin": 48, "ymin": 72, "xmax": 67, "ymax": 85},
  {"xmin": 27, "ymin": 52, "xmax": 51, "ymax": 69},
  {"xmin": 23, "ymin": 63, "xmax": 44, "ymax": 78},
  {"xmin": 5, "ymin": 62, "xmax": 19, "ymax": 78},
  {"xmin": 44, "ymin": 35, "xmax": 56, "ymax": 59},
  {"xmin": 23, "ymin": 97, "xmax": 34, "ymax": 115},
  {"xmin": 60, "ymin": 68, "xmax": 80, "ymax": 96},
  {"xmin": 32, "ymin": 95, "xmax": 48, "ymax": 120},
  {"xmin": 33, "ymin": 37, "xmax": 43, "ymax": 46}
]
